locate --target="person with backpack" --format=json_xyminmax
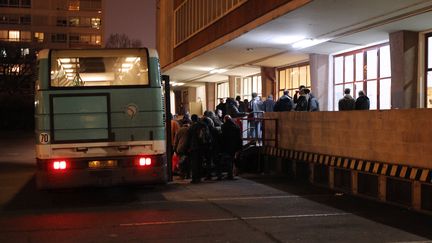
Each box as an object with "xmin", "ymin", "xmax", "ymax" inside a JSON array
[
  {"xmin": 305, "ymin": 89, "xmax": 319, "ymax": 112},
  {"xmin": 221, "ymin": 115, "xmax": 242, "ymax": 180},
  {"xmin": 274, "ymin": 90, "xmax": 293, "ymax": 112},
  {"xmin": 187, "ymin": 114, "xmax": 213, "ymax": 183}
]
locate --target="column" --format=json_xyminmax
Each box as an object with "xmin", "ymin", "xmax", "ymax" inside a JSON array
[
  {"xmin": 309, "ymin": 54, "xmax": 330, "ymax": 111},
  {"xmin": 389, "ymin": 30, "xmax": 419, "ymax": 109}
]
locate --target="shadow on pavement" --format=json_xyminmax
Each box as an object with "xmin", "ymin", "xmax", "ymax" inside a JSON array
[
  {"xmin": 1, "ymin": 174, "xmax": 177, "ymax": 214},
  {"xmin": 244, "ymin": 174, "xmax": 432, "ymax": 240}
]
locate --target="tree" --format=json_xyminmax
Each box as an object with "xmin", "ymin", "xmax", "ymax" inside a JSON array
[
  {"xmin": 105, "ymin": 33, "xmax": 142, "ymax": 48},
  {"xmin": 0, "ymin": 41, "xmax": 36, "ymax": 95}
]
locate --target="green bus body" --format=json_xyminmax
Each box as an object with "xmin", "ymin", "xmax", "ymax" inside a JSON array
[{"xmin": 35, "ymin": 48, "xmax": 167, "ymax": 189}]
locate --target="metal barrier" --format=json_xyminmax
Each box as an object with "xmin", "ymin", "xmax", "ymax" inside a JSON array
[{"xmin": 234, "ymin": 113, "xmax": 278, "ymax": 172}]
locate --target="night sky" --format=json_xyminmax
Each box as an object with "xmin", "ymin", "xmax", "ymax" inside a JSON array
[{"xmin": 104, "ymin": 0, "xmax": 156, "ymax": 48}]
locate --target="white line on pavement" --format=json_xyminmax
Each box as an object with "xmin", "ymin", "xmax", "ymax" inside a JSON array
[{"xmin": 119, "ymin": 212, "xmax": 351, "ymax": 227}]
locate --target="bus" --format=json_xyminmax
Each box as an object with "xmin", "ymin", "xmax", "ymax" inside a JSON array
[{"xmin": 34, "ymin": 48, "xmax": 167, "ymax": 189}]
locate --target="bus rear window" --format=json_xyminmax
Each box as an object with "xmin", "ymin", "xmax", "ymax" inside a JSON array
[{"xmin": 50, "ymin": 49, "xmax": 149, "ymax": 87}]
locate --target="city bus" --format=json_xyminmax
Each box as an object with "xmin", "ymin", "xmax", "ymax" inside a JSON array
[{"xmin": 34, "ymin": 48, "xmax": 167, "ymax": 189}]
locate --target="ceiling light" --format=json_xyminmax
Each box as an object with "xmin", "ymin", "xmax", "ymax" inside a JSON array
[
  {"xmin": 62, "ymin": 64, "xmax": 73, "ymax": 69},
  {"xmin": 59, "ymin": 58, "xmax": 70, "ymax": 63},
  {"xmin": 125, "ymin": 57, "xmax": 138, "ymax": 62},
  {"xmin": 272, "ymin": 35, "xmax": 305, "ymax": 45},
  {"xmin": 210, "ymin": 69, "xmax": 227, "ymax": 74},
  {"xmin": 292, "ymin": 38, "xmax": 329, "ymax": 49},
  {"xmin": 122, "ymin": 63, "xmax": 133, "ymax": 68}
]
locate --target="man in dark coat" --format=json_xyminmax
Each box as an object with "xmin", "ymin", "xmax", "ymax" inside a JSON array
[
  {"xmin": 274, "ymin": 90, "xmax": 293, "ymax": 112},
  {"xmin": 355, "ymin": 90, "xmax": 370, "ymax": 110},
  {"xmin": 215, "ymin": 98, "xmax": 226, "ymax": 118},
  {"xmin": 221, "ymin": 115, "xmax": 242, "ymax": 180},
  {"xmin": 338, "ymin": 88, "xmax": 356, "ymax": 111},
  {"xmin": 226, "ymin": 98, "xmax": 247, "ymax": 118}
]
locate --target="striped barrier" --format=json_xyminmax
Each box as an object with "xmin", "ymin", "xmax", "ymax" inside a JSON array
[{"xmin": 261, "ymin": 146, "xmax": 432, "ymax": 184}]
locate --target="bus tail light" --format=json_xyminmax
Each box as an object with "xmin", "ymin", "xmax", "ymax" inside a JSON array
[
  {"xmin": 52, "ymin": 160, "xmax": 68, "ymax": 170},
  {"xmin": 138, "ymin": 157, "xmax": 152, "ymax": 167}
]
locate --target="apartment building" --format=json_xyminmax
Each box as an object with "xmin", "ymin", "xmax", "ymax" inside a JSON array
[{"xmin": 0, "ymin": 0, "xmax": 103, "ymax": 49}]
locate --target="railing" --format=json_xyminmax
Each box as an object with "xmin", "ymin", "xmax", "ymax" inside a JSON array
[{"xmin": 174, "ymin": 0, "xmax": 247, "ymax": 47}]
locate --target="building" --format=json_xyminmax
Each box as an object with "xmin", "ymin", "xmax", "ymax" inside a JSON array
[
  {"xmin": 0, "ymin": 0, "xmax": 103, "ymax": 129},
  {"xmin": 157, "ymin": 0, "xmax": 432, "ymax": 112},
  {"xmin": 0, "ymin": 0, "xmax": 103, "ymax": 49}
]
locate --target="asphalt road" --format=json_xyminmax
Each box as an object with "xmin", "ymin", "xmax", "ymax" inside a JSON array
[{"xmin": 1, "ymin": 131, "xmax": 432, "ymax": 243}]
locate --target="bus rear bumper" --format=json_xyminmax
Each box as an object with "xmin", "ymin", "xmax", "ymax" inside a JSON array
[{"xmin": 36, "ymin": 157, "xmax": 168, "ymax": 189}]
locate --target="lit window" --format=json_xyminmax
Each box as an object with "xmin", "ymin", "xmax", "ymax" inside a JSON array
[
  {"xmin": 333, "ymin": 43, "xmax": 391, "ymax": 110},
  {"xmin": 69, "ymin": 17, "xmax": 79, "ymax": 27},
  {"xmin": 8, "ymin": 30, "xmax": 20, "ymax": 41},
  {"xmin": 50, "ymin": 49, "xmax": 149, "ymax": 87},
  {"xmin": 68, "ymin": 0, "xmax": 80, "ymax": 10},
  {"xmin": 91, "ymin": 18, "xmax": 101, "ymax": 29},
  {"xmin": 243, "ymin": 74, "xmax": 262, "ymax": 100},
  {"xmin": 426, "ymin": 34, "xmax": 432, "ymax": 108},
  {"xmin": 217, "ymin": 82, "xmax": 229, "ymax": 99},
  {"xmin": 277, "ymin": 64, "xmax": 310, "ymax": 98},
  {"xmin": 34, "ymin": 32, "xmax": 44, "ymax": 42}
]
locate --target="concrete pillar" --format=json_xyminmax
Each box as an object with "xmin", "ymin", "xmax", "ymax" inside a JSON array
[
  {"xmin": 378, "ymin": 175, "xmax": 387, "ymax": 202},
  {"xmin": 309, "ymin": 163, "xmax": 314, "ymax": 183},
  {"xmin": 309, "ymin": 54, "xmax": 330, "ymax": 111},
  {"xmin": 390, "ymin": 30, "xmax": 419, "ymax": 109},
  {"xmin": 229, "ymin": 76, "xmax": 236, "ymax": 98},
  {"xmin": 329, "ymin": 167, "xmax": 335, "ymax": 189},
  {"xmin": 351, "ymin": 171, "xmax": 358, "ymax": 195},
  {"xmin": 261, "ymin": 67, "xmax": 276, "ymax": 98},
  {"xmin": 206, "ymin": 83, "xmax": 216, "ymax": 111},
  {"xmin": 412, "ymin": 181, "xmax": 422, "ymax": 211}
]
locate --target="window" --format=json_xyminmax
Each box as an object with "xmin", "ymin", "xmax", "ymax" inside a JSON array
[
  {"xmin": 68, "ymin": 0, "xmax": 80, "ymax": 10},
  {"xmin": 242, "ymin": 74, "xmax": 261, "ymax": 100},
  {"xmin": 333, "ymin": 43, "xmax": 391, "ymax": 110},
  {"xmin": 34, "ymin": 32, "xmax": 44, "ymax": 42},
  {"xmin": 20, "ymin": 31, "xmax": 30, "ymax": 41},
  {"xmin": 426, "ymin": 34, "xmax": 432, "ymax": 108},
  {"xmin": 217, "ymin": 82, "xmax": 229, "ymax": 99},
  {"xmin": 20, "ymin": 15, "xmax": 31, "ymax": 25},
  {"xmin": 0, "ymin": 0, "xmax": 30, "ymax": 7},
  {"xmin": 0, "ymin": 30, "xmax": 7, "ymax": 40},
  {"xmin": 51, "ymin": 33, "xmax": 67, "ymax": 43},
  {"xmin": 56, "ymin": 17, "xmax": 67, "ymax": 27},
  {"xmin": 8, "ymin": 30, "xmax": 20, "ymax": 41},
  {"xmin": 69, "ymin": 17, "xmax": 79, "ymax": 27},
  {"xmin": 91, "ymin": 17, "xmax": 101, "ymax": 29},
  {"xmin": 278, "ymin": 63, "xmax": 310, "ymax": 98},
  {"xmin": 50, "ymin": 49, "xmax": 149, "ymax": 87}
]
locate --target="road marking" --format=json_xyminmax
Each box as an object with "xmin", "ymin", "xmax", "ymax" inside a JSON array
[
  {"xmin": 139, "ymin": 194, "xmax": 331, "ymax": 204},
  {"xmin": 119, "ymin": 212, "xmax": 350, "ymax": 227}
]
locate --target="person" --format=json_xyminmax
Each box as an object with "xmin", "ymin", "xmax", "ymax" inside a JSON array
[
  {"xmin": 295, "ymin": 89, "xmax": 309, "ymax": 111},
  {"xmin": 174, "ymin": 123, "xmax": 191, "ymax": 179},
  {"xmin": 338, "ymin": 88, "xmax": 356, "ymax": 111},
  {"xmin": 243, "ymin": 99, "xmax": 250, "ymax": 112},
  {"xmin": 221, "ymin": 115, "xmax": 242, "ymax": 180},
  {"xmin": 249, "ymin": 92, "xmax": 264, "ymax": 139},
  {"xmin": 236, "ymin": 96, "xmax": 246, "ymax": 112},
  {"xmin": 179, "ymin": 112, "xmax": 192, "ymax": 126},
  {"xmin": 216, "ymin": 109, "xmax": 224, "ymax": 122},
  {"xmin": 263, "ymin": 94, "xmax": 275, "ymax": 112},
  {"xmin": 355, "ymin": 90, "xmax": 370, "ymax": 110},
  {"xmin": 187, "ymin": 114, "xmax": 212, "ymax": 183},
  {"xmin": 215, "ymin": 98, "xmax": 226, "ymax": 118},
  {"xmin": 206, "ymin": 110, "xmax": 222, "ymax": 128},
  {"xmin": 305, "ymin": 89, "xmax": 319, "ymax": 112},
  {"xmin": 274, "ymin": 90, "xmax": 293, "ymax": 112},
  {"xmin": 293, "ymin": 85, "xmax": 306, "ymax": 105},
  {"xmin": 200, "ymin": 116, "xmax": 216, "ymax": 180},
  {"xmin": 170, "ymin": 113, "xmax": 180, "ymax": 148},
  {"xmin": 226, "ymin": 97, "xmax": 247, "ymax": 118}
]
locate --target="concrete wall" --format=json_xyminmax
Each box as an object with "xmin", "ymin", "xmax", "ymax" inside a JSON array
[{"xmin": 264, "ymin": 110, "xmax": 432, "ymax": 169}]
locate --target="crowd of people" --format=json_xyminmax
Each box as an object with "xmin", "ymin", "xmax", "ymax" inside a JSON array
[
  {"xmin": 170, "ymin": 85, "xmax": 370, "ymax": 183},
  {"xmin": 171, "ymin": 111, "xmax": 242, "ymax": 183}
]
